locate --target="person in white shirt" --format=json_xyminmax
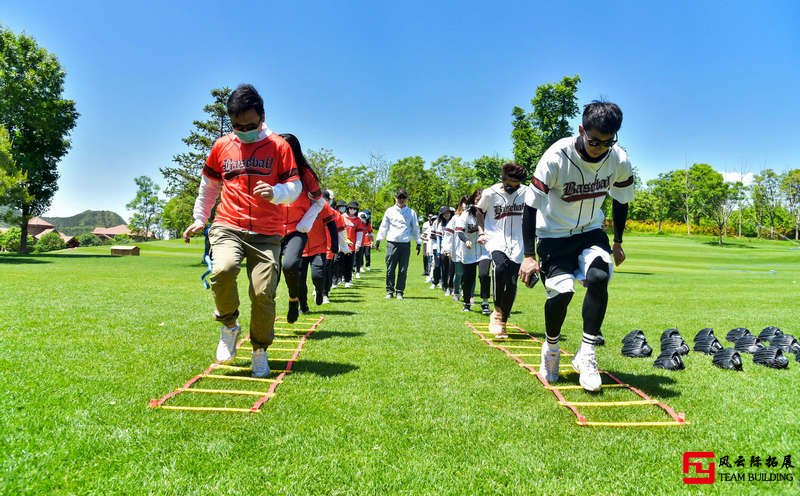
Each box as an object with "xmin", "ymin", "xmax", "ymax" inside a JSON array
[
  {"xmin": 519, "ymin": 100, "xmax": 634, "ymax": 392},
  {"xmin": 375, "ymin": 188, "xmax": 421, "ymax": 300},
  {"xmin": 457, "ymin": 189, "xmax": 491, "ymax": 313},
  {"xmin": 421, "ymin": 215, "xmax": 435, "ymax": 281},
  {"xmin": 476, "ymin": 163, "xmax": 531, "ymax": 338}
]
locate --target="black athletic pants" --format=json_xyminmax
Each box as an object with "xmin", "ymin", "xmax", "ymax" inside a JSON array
[
  {"xmin": 281, "ymin": 231, "xmax": 307, "ymax": 299},
  {"xmin": 299, "ymin": 253, "xmax": 327, "ymax": 306},
  {"xmin": 491, "ymin": 251, "xmax": 520, "ymax": 322}
]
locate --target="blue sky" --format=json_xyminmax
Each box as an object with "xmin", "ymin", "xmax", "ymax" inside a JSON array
[{"xmin": 3, "ymin": 0, "xmax": 799, "ymax": 219}]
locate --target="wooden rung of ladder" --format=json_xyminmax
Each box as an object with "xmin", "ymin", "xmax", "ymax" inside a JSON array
[{"xmin": 559, "ymin": 399, "xmax": 659, "ymax": 407}]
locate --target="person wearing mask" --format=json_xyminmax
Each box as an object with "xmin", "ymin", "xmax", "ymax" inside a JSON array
[
  {"xmin": 278, "ymin": 133, "xmax": 323, "ymax": 323},
  {"xmin": 476, "ymin": 162, "xmax": 531, "ymax": 339},
  {"xmin": 457, "ymin": 189, "xmax": 493, "ymax": 315},
  {"xmin": 341, "ymin": 200, "xmax": 363, "ymax": 287},
  {"xmin": 519, "ymin": 101, "xmax": 634, "ymax": 392},
  {"xmin": 298, "ymin": 190, "xmax": 339, "ymax": 310},
  {"xmin": 183, "ymin": 84, "xmax": 300, "ymax": 378},
  {"xmin": 375, "ymin": 188, "xmax": 421, "ymax": 300},
  {"xmin": 435, "ymin": 206, "xmax": 454, "ymax": 295}
]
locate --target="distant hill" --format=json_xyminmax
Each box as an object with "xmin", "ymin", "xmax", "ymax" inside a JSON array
[{"xmin": 42, "ymin": 210, "xmax": 127, "ymax": 236}]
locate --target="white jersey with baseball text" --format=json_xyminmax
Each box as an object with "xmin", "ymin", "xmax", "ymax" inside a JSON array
[
  {"xmin": 455, "ymin": 210, "xmax": 489, "ymax": 264},
  {"xmin": 528, "ymin": 136, "xmax": 635, "ymax": 238},
  {"xmin": 477, "ymin": 183, "xmax": 532, "ymax": 264}
]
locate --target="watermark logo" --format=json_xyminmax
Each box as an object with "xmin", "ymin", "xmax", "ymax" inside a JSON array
[{"xmin": 683, "ymin": 451, "xmax": 716, "ymax": 484}]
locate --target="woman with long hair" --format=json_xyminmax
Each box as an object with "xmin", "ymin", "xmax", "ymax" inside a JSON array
[{"xmin": 458, "ymin": 189, "xmax": 491, "ymax": 313}]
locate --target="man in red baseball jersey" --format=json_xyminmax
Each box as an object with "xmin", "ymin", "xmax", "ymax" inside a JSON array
[{"xmin": 183, "ymin": 84, "xmax": 300, "ymax": 378}]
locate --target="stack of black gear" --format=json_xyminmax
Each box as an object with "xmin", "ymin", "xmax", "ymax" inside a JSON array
[{"xmin": 621, "ymin": 330, "xmax": 652, "ymax": 358}]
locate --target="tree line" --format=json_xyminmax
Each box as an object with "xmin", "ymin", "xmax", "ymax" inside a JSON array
[{"xmin": 1, "ymin": 25, "xmax": 798, "ymax": 254}]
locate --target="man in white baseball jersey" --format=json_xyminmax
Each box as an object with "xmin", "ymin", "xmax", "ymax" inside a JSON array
[
  {"xmin": 519, "ymin": 101, "xmax": 634, "ymax": 392},
  {"xmin": 476, "ymin": 162, "xmax": 532, "ymax": 338}
]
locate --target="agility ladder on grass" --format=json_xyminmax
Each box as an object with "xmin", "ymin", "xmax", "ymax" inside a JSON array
[
  {"xmin": 149, "ymin": 316, "xmax": 324, "ymax": 413},
  {"xmin": 466, "ymin": 321, "xmax": 687, "ymax": 427}
]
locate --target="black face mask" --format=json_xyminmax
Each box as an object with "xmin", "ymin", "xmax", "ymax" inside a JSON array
[{"xmin": 503, "ymin": 184, "xmax": 520, "ymax": 194}]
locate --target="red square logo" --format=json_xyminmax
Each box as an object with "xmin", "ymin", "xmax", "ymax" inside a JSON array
[{"xmin": 683, "ymin": 451, "xmax": 716, "ymax": 484}]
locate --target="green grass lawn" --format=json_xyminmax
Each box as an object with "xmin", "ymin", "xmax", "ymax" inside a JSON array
[{"xmin": 1, "ymin": 233, "xmax": 799, "ymax": 495}]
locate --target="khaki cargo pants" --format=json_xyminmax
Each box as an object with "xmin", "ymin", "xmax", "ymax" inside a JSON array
[{"xmin": 208, "ymin": 224, "xmax": 282, "ymax": 350}]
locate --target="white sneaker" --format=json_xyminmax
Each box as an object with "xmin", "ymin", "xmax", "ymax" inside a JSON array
[
  {"xmin": 444, "ymin": 289, "xmax": 451, "ymax": 296},
  {"xmin": 251, "ymin": 348, "xmax": 270, "ymax": 378},
  {"xmin": 322, "ymin": 296, "xmax": 330, "ymax": 304},
  {"xmin": 344, "ymin": 282, "xmax": 352, "ymax": 288},
  {"xmin": 396, "ymin": 293, "xmax": 404, "ymax": 300},
  {"xmin": 355, "ymin": 272, "xmax": 361, "ymax": 279},
  {"xmin": 385, "ymin": 293, "xmax": 394, "ymax": 299},
  {"xmin": 572, "ymin": 351, "xmax": 602, "ymax": 391},
  {"xmin": 489, "ymin": 311, "xmax": 508, "ymax": 339},
  {"xmin": 215, "ymin": 323, "xmax": 240, "ymax": 363},
  {"xmin": 540, "ymin": 346, "xmax": 561, "ymax": 383},
  {"xmin": 429, "ymin": 283, "xmax": 437, "ymax": 289},
  {"xmin": 425, "ymin": 276, "xmax": 431, "ymax": 283}
]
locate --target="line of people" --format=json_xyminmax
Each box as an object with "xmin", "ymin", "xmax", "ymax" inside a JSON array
[
  {"xmin": 182, "ymin": 84, "xmax": 374, "ymax": 378},
  {"xmin": 181, "ymin": 85, "xmax": 635, "ymax": 393}
]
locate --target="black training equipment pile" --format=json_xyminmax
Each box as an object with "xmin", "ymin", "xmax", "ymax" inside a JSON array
[{"xmin": 711, "ymin": 348, "xmax": 744, "ymax": 371}]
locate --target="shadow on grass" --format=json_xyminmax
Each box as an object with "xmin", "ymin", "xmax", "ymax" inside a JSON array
[
  {"xmin": 702, "ymin": 240, "xmax": 756, "ymax": 249},
  {"xmin": 616, "ymin": 271, "xmax": 654, "ymax": 276},
  {"xmin": 603, "ymin": 371, "xmax": 681, "ymax": 399},
  {"xmin": 331, "ymin": 298, "xmax": 365, "ymax": 303},
  {"xmin": 307, "ymin": 330, "xmax": 366, "ymax": 340},
  {"xmin": 315, "ymin": 310, "xmax": 358, "ymax": 316},
  {"xmin": 0, "ymin": 256, "xmax": 51, "ymax": 264},
  {"xmin": 401, "ymin": 296, "xmax": 436, "ymax": 300},
  {"xmin": 290, "ymin": 360, "xmax": 359, "ymax": 377}
]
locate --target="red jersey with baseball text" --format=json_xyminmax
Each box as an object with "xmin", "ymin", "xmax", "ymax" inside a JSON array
[
  {"xmin": 303, "ymin": 201, "xmax": 337, "ymax": 257},
  {"xmin": 281, "ymin": 167, "xmax": 322, "ymax": 235},
  {"xmin": 203, "ymin": 132, "xmax": 298, "ymax": 236}
]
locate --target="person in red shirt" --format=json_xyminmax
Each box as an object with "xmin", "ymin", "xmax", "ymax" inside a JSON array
[
  {"xmin": 298, "ymin": 196, "xmax": 338, "ymax": 310},
  {"xmin": 324, "ymin": 193, "xmax": 348, "ymax": 300},
  {"xmin": 277, "ymin": 133, "xmax": 323, "ymax": 323},
  {"xmin": 356, "ymin": 210, "xmax": 373, "ymax": 275},
  {"xmin": 340, "ymin": 200, "xmax": 363, "ymax": 287},
  {"xmin": 183, "ymin": 84, "xmax": 300, "ymax": 378}
]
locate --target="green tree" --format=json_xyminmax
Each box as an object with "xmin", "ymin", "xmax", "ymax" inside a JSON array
[
  {"xmin": 751, "ymin": 169, "xmax": 782, "ymax": 239},
  {"xmin": 160, "ymin": 87, "xmax": 231, "ymax": 196},
  {"xmin": 511, "ymin": 75, "xmax": 581, "ymax": 171},
  {"xmin": 126, "ymin": 176, "xmax": 164, "ymax": 240},
  {"xmin": 472, "ymin": 155, "xmax": 507, "ymax": 188},
  {"xmin": 646, "ymin": 173, "xmax": 681, "ymax": 232},
  {"xmin": 34, "ymin": 230, "xmax": 65, "ymax": 252},
  {"xmin": 161, "ymin": 192, "xmax": 194, "ymax": 239},
  {"xmin": 781, "ymin": 169, "xmax": 800, "ymax": 240},
  {"xmin": 0, "ymin": 227, "xmax": 34, "ymax": 252},
  {"xmin": 431, "ymin": 155, "xmax": 476, "ymax": 206},
  {"xmin": 0, "ymin": 126, "xmax": 26, "ymax": 200},
  {"xmin": 307, "ymin": 147, "xmax": 342, "ymax": 189},
  {"xmin": 386, "ymin": 156, "xmax": 440, "ymax": 216},
  {"xmin": 76, "ymin": 232, "xmax": 102, "ymax": 246},
  {"xmin": 0, "ymin": 28, "xmax": 79, "ymax": 252}
]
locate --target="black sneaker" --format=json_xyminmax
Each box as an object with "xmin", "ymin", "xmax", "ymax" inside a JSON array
[
  {"xmin": 315, "ymin": 290, "xmax": 323, "ymax": 306},
  {"xmin": 462, "ymin": 304, "xmax": 470, "ymax": 312},
  {"xmin": 287, "ymin": 300, "xmax": 299, "ymax": 324},
  {"xmin": 300, "ymin": 301, "xmax": 310, "ymax": 314},
  {"xmin": 481, "ymin": 302, "xmax": 491, "ymax": 316}
]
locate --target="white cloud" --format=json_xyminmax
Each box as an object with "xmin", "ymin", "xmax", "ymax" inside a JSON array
[{"xmin": 722, "ymin": 171, "xmax": 755, "ymax": 186}]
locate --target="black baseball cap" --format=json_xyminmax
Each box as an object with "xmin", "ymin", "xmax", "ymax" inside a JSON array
[{"xmin": 395, "ymin": 188, "xmax": 408, "ymax": 199}]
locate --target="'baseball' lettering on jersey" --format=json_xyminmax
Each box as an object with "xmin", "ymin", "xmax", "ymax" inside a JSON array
[
  {"xmin": 493, "ymin": 203, "xmax": 524, "ymax": 219},
  {"xmin": 562, "ymin": 176, "xmax": 611, "ymax": 200},
  {"xmin": 222, "ymin": 157, "xmax": 275, "ymax": 174}
]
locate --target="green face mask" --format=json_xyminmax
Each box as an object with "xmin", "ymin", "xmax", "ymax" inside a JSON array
[{"xmin": 235, "ymin": 129, "xmax": 261, "ymax": 143}]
